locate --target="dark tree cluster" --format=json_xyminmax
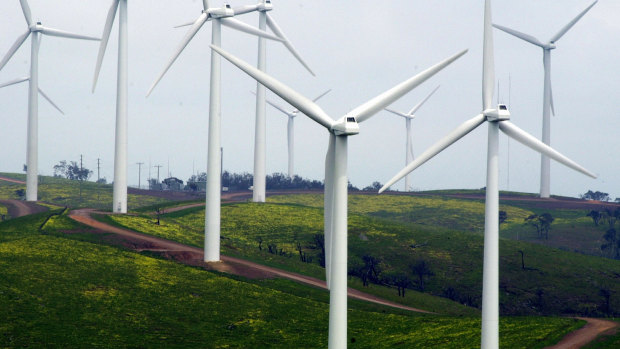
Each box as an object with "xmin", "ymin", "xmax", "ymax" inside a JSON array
[
  {"xmin": 580, "ymin": 190, "xmax": 610, "ymax": 202},
  {"xmin": 53, "ymin": 160, "xmax": 92, "ymax": 181},
  {"xmin": 348, "ymin": 256, "xmax": 436, "ymax": 298},
  {"xmin": 525, "ymin": 213, "xmax": 555, "ymax": 240}
]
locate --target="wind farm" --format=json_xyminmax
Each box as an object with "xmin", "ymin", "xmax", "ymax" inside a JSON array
[{"xmin": 1, "ymin": 1, "xmax": 619, "ymax": 348}]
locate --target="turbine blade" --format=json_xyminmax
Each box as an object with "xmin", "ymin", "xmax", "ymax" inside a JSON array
[
  {"xmin": 173, "ymin": 21, "xmax": 195, "ymax": 29},
  {"xmin": 379, "ymin": 113, "xmax": 486, "ymax": 193},
  {"xmin": 220, "ymin": 18, "xmax": 284, "ymax": 42},
  {"xmin": 312, "ymin": 89, "xmax": 332, "ymax": 102},
  {"xmin": 147, "ymin": 13, "xmax": 208, "ymax": 97},
  {"xmin": 40, "ymin": 26, "xmax": 100, "ymax": 41},
  {"xmin": 266, "ymin": 13, "xmax": 315, "ymax": 76},
  {"xmin": 19, "ymin": 0, "xmax": 33, "ymax": 27},
  {"xmin": 549, "ymin": 0, "xmax": 598, "ymax": 43},
  {"xmin": 0, "ymin": 77, "xmax": 29, "ymax": 89},
  {"xmin": 264, "ymin": 97, "xmax": 293, "ymax": 116},
  {"xmin": 211, "ymin": 45, "xmax": 334, "ymax": 130},
  {"xmin": 498, "ymin": 121, "xmax": 596, "ymax": 178},
  {"xmin": 492, "ymin": 24, "xmax": 545, "ymax": 48},
  {"xmin": 407, "ymin": 85, "xmax": 440, "ymax": 116},
  {"xmin": 38, "ymin": 88, "xmax": 65, "ymax": 115},
  {"xmin": 482, "ymin": 0, "xmax": 494, "ymax": 111},
  {"xmin": 0, "ymin": 30, "xmax": 31, "ymax": 71},
  {"xmin": 352, "ymin": 49, "xmax": 467, "ymax": 123},
  {"xmin": 93, "ymin": 0, "xmax": 120, "ymax": 93},
  {"xmin": 324, "ymin": 134, "xmax": 335, "ymax": 289},
  {"xmin": 384, "ymin": 108, "xmax": 409, "ymax": 118},
  {"xmin": 233, "ymin": 4, "xmax": 259, "ymax": 16},
  {"xmin": 202, "ymin": 0, "xmax": 210, "ymax": 11}
]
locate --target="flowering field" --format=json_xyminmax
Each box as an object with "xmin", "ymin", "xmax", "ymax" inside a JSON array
[
  {"xmin": 0, "ymin": 211, "xmax": 585, "ymax": 348},
  {"xmin": 102, "ymin": 195, "xmax": 620, "ymax": 318}
]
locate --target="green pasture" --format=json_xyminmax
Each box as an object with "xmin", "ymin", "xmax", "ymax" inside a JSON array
[
  {"xmin": 103, "ymin": 196, "xmax": 620, "ymax": 317},
  {"xmin": 0, "ymin": 174, "xmax": 170, "ymax": 210},
  {"xmin": 0, "ymin": 210, "xmax": 583, "ymax": 348}
]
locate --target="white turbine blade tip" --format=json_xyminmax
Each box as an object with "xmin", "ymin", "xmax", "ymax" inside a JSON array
[
  {"xmin": 499, "ymin": 121, "xmax": 597, "ymax": 179},
  {"xmin": 353, "ymin": 49, "xmax": 467, "ymax": 123}
]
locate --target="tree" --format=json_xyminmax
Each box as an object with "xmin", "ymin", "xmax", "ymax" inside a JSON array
[
  {"xmin": 599, "ymin": 287, "xmax": 612, "ymax": 316},
  {"xmin": 53, "ymin": 160, "xmax": 92, "ymax": 181},
  {"xmin": 600, "ymin": 207, "xmax": 620, "ymax": 229},
  {"xmin": 385, "ymin": 272, "xmax": 412, "ymax": 297},
  {"xmin": 312, "ymin": 234, "xmax": 325, "ymax": 267},
  {"xmin": 411, "ymin": 260, "xmax": 434, "ymax": 292},
  {"xmin": 525, "ymin": 213, "xmax": 554, "ymax": 239},
  {"xmin": 362, "ymin": 181, "xmax": 383, "ymax": 192},
  {"xmin": 499, "ymin": 211, "xmax": 507, "ymax": 225},
  {"xmin": 601, "ymin": 228, "xmax": 620, "ymax": 259},
  {"xmin": 96, "ymin": 177, "xmax": 107, "ymax": 184},
  {"xmin": 586, "ymin": 210, "xmax": 602, "ymax": 226},
  {"xmin": 580, "ymin": 190, "xmax": 610, "ymax": 202}
]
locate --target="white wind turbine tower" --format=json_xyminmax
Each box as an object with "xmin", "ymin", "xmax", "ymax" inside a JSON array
[
  {"xmin": 384, "ymin": 85, "xmax": 440, "ymax": 191},
  {"xmin": 379, "ymin": 1, "xmax": 596, "ymax": 347},
  {"xmin": 91, "ymin": 0, "xmax": 132, "ymax": 213},
  {"xmin": 146, "ymin": 1, "xmax": 283, "ymax": 262},
  {"xmin": 211, "ymin": 44, "xmax": 467, "ymax": 349},
  {"xmin": 249, "ymin": 0, "xmax": 315, "ymax": 203},
  {"xmin": 260, "ymin": 88, "xmax": 331, "ymax": 177},
  {"xmin": 0, "ymin": 0, "xmax": 99, "ymax": 202},
  {"xmin": 493, "ymin": 0, "xmax": 598, "ymax": 198}
]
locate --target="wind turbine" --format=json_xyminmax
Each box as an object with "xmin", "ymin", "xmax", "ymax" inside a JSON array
[
  {"xmin": 0, "ymin": 77, "xmax": 64, "ymax": 115},
  {"xmin": 210, "ymin": 43, "xmax": 466, "ymax": 349},
  {"xmin": 91, "ymin": 0, "xmax": 132, "ymax": 213},
  {"xmin": 258, "ymin": 88, "xmax": 331, "ymax": 177},
  {"xmin": 250, "ymin": 0, "xmax": 315, "ymax": 203},
  {"xmin": 379, "ymin": 1, "xmax": 596, "ymax": 347},
  {"xmin": 384, "ymin": 85, "xmax": 440, "ymax": 191},
  {"xmin": 493, "ymin": 0, "xmax": 598, "ymax": 198},
  {"xmin": 0, "ymin": 0, "xmax": 99, "ymax": 202},
  {"xmin": 146, "ymin": 1, "xmax": 283, "ymax": 262}
]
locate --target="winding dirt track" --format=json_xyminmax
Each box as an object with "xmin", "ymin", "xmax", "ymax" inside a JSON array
[
  {"xmin": 68, "ymin": 208, "xmax": 431, "ymax": 314},
  {"xmin": 545, "ymin": 317, "xmax": 618, "ymax": 349},
  {"xmin": 0, "ymin": 199, "xmax": 48, "ymax": 218}
]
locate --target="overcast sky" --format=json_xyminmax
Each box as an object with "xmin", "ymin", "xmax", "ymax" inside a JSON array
[{"xmin": 1, "ymin": 0, "xmax": 618, "ymax": 199}]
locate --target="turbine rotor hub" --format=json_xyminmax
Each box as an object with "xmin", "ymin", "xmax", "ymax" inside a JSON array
[
  {"xmin": 332, "ymin": 116, "xmax": 360, "ymax": 136},
  {"xmin": 258, "ymin": 0, "xmax": 273, "ymax": 12},
  {"xmin": 207, "ymin": 4, "xmax": 234, "ymax": 18},
  {"xmin": 484, "ymin": 104, "xmax": 510, "ymax": 121}
]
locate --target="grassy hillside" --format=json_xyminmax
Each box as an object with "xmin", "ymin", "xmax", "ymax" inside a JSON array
[
  {"xmin": 103, "ymin": 196, "xmax": 620, "ymax": 317},
  {"xmin": 0, "ymin": 210, "xmax": 582, "ymax": 348},
  {"xmin": 0, "ymin": 174, "xmax": 170, "ymax": 210}
]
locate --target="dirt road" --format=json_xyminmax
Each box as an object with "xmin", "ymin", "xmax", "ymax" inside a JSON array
[
  {"xmin": 68, "ymin": 208, "xmax": 431, "ymax": 314},
  {"xmin": 0, "ymin": 199, "xmax": 48, "ymax": 218},
  {"xmin": 545, "ymin": 317, "xmax": 618, "ymax": 349},
  {"xmin": 0, "ymin": 176, "xmax": 26, "ymax": 185}
]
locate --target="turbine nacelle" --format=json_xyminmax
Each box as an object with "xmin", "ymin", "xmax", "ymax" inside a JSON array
[
  {"xmin": 207, "ymin": 4, "xmax": 234, "ymax": 18},
  {"xmin": 484, "ymin": 104, "xmax": 510, "ymax": 121},
  {"xmin": 258, "ymin": 0, "xmax": 273, "ymax": 12},
  {"xmin": 30, "ymin": 22, "xmax": 43, "ymax": 32},
  {"xmin": 332, "ymin": 116, "xmax": 360, "ymax": 136},
  {"xmin": 545, "ymin": 42, "xmax": 557, "ymax": 50}
]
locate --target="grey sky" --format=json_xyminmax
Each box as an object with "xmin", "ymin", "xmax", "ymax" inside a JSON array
[{"xmin": 1, "ymin": 0, "xmax": 618, "ymax": 199}]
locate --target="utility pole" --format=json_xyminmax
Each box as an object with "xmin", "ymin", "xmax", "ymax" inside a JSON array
[
  {"xmin": 154, "ymin": 165, "xmax": 163, "ymax": 190},
  {"xmin": 80, "ymin": 154, "xmax": 83, "ymax": 172},
  {"xmin": 97, "ymin": 158, "xmax": 101, "ymax": 182},
  {"xmin": 136, "ymin": 162, "xmax": 144, "ymax": 189}
]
